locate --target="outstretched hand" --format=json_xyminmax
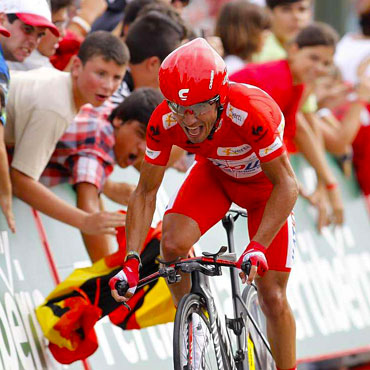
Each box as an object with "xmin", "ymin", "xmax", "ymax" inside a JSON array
[{"xmin": 81, "ymin": 211, "xmax": 126, "ymax": 235}]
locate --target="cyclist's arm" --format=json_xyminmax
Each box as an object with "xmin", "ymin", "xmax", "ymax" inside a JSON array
[
  {"xmin": 125, "ymin": 160, "xmax": 166, "ymax": 254},
  {"xmin": 253, "ymin": 153, "xmax": 299, "ymax": 248}
]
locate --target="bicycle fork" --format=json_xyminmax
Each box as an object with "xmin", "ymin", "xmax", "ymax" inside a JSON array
[{"xmin": 192, "ymin": 271, "xmax": 238, "ymax": 370}]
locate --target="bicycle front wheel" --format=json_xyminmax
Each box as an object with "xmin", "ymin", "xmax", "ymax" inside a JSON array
[
  {"xmin": 173, "ymin": 293, "xmax": 231, "ymax": 370},
  {"xmin": 242, "ymin": 285, "xmax": 275, "ymax": 370}
]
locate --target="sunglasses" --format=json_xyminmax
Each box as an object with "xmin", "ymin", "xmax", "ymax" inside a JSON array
[{"xmin": 167, "ymin": 96, "xmax": 219, "ymax": 117}]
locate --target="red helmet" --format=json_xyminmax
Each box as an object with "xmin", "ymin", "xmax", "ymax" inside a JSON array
[{"xmin": 159, "ymin": 38, "xmax": 229, "ymax": 106}]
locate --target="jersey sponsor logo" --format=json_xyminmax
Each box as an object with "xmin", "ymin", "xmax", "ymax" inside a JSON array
[
  {"xmin": 162, "ymin": 113, "xmax": 178, "ymax": 130},
  {"xmin": 145, "ymin": 147, "xmax": 161, "ymax": 160},
  {"xmin": 259, "ymin": 136, "xmax": 283, "ymax": 157},
  {"xmin": 178, "ymin": 89, "xmax": 189, "ymax": 101},
  {"xmin": 217, "ymin": 144, "xmax": 251, "ymax": 157},
  {"xmin": 208, "ymin": 153, "xmax": 261, "ymax": 178},
  {"xmin": 226, "ymin": 103, "xmax": 248, "ymax": 126}
]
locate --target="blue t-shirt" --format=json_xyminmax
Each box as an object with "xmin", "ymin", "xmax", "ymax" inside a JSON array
[{"xmin": 0, "ymin": 44, "xmax": 10, "ymax": 126}]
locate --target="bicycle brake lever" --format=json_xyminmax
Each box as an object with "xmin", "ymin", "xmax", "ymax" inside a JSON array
[{"xmin": 241, "ymin": 260, "xmax": 252, "ymax": 276}]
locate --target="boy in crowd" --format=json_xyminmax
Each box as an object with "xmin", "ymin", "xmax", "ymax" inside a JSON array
[
  {"xmin": 7, "ymin": 0, "xmax": 73, "ymax": 71},
  {"xmin": 0, "ymin": 0, "xmax": 59, "ymax": 63},
  {"xmin": 0, "ymin": 24, "xmax": 15, "ymax": 232},
  {"xmin": 256, "ymin": 0, "xmax": 313, "ymax": 62},
  {"xmin": 45, "ymin": 9, "xmax": 188, "ymax": 260},
  {"xmin": 5, "ymin": 31, "xmax": 128, "ymax": 236},
  {"xmin": 231, "ymin": 22, "xmax": 345, "ymax": 230},
  {"xmin": 41, "ymin": 88, "xmax": 164, "ymax": 261}
]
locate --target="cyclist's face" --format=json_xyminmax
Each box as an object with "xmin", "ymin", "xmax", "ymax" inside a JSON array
[
  {"xmin": 270, "ymin": 0, "xmax": 312, "ymax": 44},
  {"xmin": 289, "ymin": 44, "xmax": 334, "ymax": 84},
  {"xmin": 72, "ymin": 55, "xmax": 127, "ymax": 107},
  {"xmin": 113, "ymin": 119, "xmax": 147, "ymax": 168},
  {"xmin": 2, "ymin": 19, "xmax": 46, "ymax": 62},
  {"xmin": 173, "ymin": 103, "xmax": 218, "ymax": 144},
  {"xmin": 38, "ymin": 7, "xmax": 68, "ymax": 57}
]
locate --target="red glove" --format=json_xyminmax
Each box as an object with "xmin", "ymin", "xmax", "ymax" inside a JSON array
[
  {"xmin": 109, "ymin": 258, "xmax": 140, "ymax": 298},
  {"xmin": 236, "ymin": 241, "xmax": 268, "ymax": 277}
]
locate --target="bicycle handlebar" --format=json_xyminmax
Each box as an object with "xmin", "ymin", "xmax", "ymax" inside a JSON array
[{"xmin": 112, "ymin": 255, "xmax": 253, "ymax": 299}]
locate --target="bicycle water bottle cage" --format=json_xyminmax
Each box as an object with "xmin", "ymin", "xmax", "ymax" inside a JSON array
[{"xmin": 202, "ymin": 246, "xmax": 228, "ymax": 261}]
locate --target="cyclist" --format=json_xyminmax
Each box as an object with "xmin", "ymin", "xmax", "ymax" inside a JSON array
[{"xmin": 110, "ymin": 38, "xmax": 299, "ymax": 370}]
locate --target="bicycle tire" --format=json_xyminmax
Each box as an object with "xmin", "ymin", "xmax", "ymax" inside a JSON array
[
  {"xmin": 173, "ymin": 293, "xmax": 232, "ymax": 370},
  {"xmin": 242, "ymin": 285, "xmax": 275, "ymax": 370}
]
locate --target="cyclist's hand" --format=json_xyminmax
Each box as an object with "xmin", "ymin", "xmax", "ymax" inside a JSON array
[
  {"xmin": 81, "ymin": 211, "xmax": 125, "ymax": 235},
  {"xmin": 236, "ymin": 241, "xmax": 268, "ymax": 284},
  {"xmin": 109, "ymin": 258, "xmax": 140, "ymax": 303}
]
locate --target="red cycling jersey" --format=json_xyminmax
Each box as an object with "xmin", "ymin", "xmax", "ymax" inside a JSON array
[{"xmin": 145, "ymin": 83, "xmax": 285, "ymax": 180}]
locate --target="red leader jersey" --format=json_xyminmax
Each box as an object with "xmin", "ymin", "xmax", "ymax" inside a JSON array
[
  {"xmin": 230, "ymin": 60, "xmax": 305, "ymax": 153},
  {"xmin": 144, "ymin": 82, "xmax": 285, "ymax": 180}
]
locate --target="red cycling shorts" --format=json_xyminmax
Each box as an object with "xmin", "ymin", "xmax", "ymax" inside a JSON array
[{"xmin": 165, "ymin": 160, "xmax": 296, "ymax": 272}]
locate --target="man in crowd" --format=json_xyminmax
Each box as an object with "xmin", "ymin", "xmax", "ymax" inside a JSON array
[
  {"xmin": 5, "ymin": 31, "xmax": 128, "ymax": 237},
  {"xmin": 110, "ymin": 38, "xmax": 299, "ymax": 370},
  {"xmin": 7, "ymin": 0, "xmax": 73, "ymax": 71},
  {"xmin": 0, "ymin": 0, "xmax": 59, "ymax": 63}
]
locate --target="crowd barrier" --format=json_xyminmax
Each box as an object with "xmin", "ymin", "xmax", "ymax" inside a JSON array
[{"xmin": 0, "ymin": 154, "xmax": 369, "ymax": 369}]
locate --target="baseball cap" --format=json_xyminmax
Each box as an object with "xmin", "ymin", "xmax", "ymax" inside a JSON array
[
  {"xmin": 0, "ymin": 25, "xmax": 10, "ymax": 37},
  {"xmin": 0, "ymin": 0, "xmax": 59, "ymax": 37}
]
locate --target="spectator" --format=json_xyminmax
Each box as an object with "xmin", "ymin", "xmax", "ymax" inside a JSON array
[
  {"xmin": 231, "ymin": 22, "xmax": 345, "ymax": 231},
  {"xmin": 255, "ymin": 0, "xmax": 313, "ymax": 62},
  {"xmin": 50, "ymin": 0, "xmax": 107, "ymax": 71},
  {"xmin": 255, "ymin": 0, "xmax": 318, "ymax": 116},
  {"xmin": 315, "ymin": 65, "xmax": 370, "ymax": 196},
  {"xmin": 0, "ymin": 0, "xmax": 59, "ymax": 64},
  {"xmin": 215, "ymin": 0, "xmax": 271, "ymax": 74},
  {"xmin": 40, "ymin": 88, "xmax": 163, "ymax": 261},
  {"xmin": 4, "ymin": 31, "xmax": 128, "ymax": 236},
  {"xmin": 112, "ymin": 7, "xmax": 189, "ymax": 103},
  {"xmin": 55, "ymin": 9, "xmax": 187, "ymax": 258},
  {"xmin": 91, "ymin": 0, "xmax": 127, "ymax": 33},
  {"xmin": 335, "ymin": 0, "xmax": 370, "ymax": 85},
  {"xmin": 7, "ymin": 0, "xmax": 73, "ymax": 71},
  {"xmin": 0, "ymin": 22, "xmax": 15, "ymax": 232}
]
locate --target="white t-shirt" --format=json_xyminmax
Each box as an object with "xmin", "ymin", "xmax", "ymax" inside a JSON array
[
  {"xmin": 5, "ymin": 67, "xmax": 77, "ymax": 180},
  {"xmin": 335, "ymin": 33, "xmax": 370, "ymax": 84}
]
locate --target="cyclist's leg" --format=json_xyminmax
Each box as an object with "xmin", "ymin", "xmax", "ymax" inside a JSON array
[
  {"xmin": 248, "ymin": 208, "xmax": 297, "ymax": 370},
  {"xmin": 161, "ymin": 160, "xmax": 231, "ymax": 306},
  {"xmin": 255, "ymin": 271, "xmax": 296, "ymax": 370}
]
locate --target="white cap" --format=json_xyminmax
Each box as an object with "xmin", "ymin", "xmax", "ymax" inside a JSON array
[{"xmin": 0, "ymin": 0, "xmax": 59, "ymax": 36}]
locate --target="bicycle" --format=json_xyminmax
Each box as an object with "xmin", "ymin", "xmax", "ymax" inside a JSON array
[{"xmin": 116, "ymin": 209, "xmax": 275, "ymax": 370}]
